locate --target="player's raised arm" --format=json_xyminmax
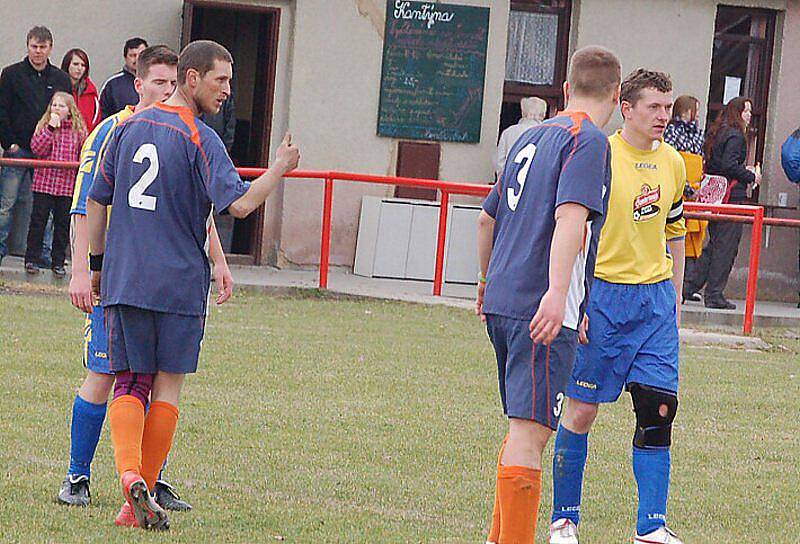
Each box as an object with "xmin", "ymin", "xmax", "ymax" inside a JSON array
[{"xmin": 227, "ymin": 133, "xmax": 299, "ymax": 218}]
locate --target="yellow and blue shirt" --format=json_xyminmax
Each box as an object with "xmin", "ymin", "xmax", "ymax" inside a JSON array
[
  {"xmin": 70, "ymin": 105, "xmax": 135, "ymax": 216},
  {"xmin": 594, "ymin": 131, "xmax": 687, "ymax": 284}
]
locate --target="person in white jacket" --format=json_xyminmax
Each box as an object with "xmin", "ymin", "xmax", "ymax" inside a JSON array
[{"xmin": 494, "ymin": 96, "xmax": 548, "ymax": 181}]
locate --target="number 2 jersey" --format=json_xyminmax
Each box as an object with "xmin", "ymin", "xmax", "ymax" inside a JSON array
[
  {"xmin": 482, "ymin": 112, "xmax": 611, "ymax": 329},
  {"xmin": 88, "ymin": 103, "xmax": 250, "ymax": 316}
]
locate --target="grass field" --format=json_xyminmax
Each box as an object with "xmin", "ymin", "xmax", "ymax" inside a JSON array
[{"xmin": 0, "ymin": 282, "xmax": 798, "ymax": 543}]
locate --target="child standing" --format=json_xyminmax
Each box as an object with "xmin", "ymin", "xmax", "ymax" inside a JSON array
[{"xmin": 26, "ymin": 91, "xmax": 87, "ymax": 276}]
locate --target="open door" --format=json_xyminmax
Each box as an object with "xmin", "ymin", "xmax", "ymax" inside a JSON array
[{"xmin": 182, "ymin": 0, "xmax": 280, "ymax": 264}]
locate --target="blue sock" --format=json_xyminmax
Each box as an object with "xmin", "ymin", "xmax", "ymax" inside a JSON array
[
  {"xmin": 67, "ymin": 395, "xmax": 107, "ymax": 478},
  {"xmin": 633, "ymin": 446, "xmax": 671, "ymax": 535},
  {"xmin": 551, "ymin": 425, "xmax": 589, "ymax": 525}
]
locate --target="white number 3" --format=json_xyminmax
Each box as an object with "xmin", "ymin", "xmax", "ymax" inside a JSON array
[
  {"xmin": 507, "ymin": 143, "xmax": 536, "ymax": 211},
  {"xmin": 128, "ymin": 143, "xmax": 159, "ymax": 211}
]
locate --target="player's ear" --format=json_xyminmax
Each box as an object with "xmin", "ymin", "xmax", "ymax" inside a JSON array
[
  {"xmin": 134, "ymin": 77, "xmax": 143, "ymax": 95},
  {"xmin": 563, "ymin": 81, "xmax": 570, "ymax": 105}
]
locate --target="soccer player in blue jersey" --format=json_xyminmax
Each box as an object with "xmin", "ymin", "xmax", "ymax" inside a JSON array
[
  {"xmin": 86, "ymin": 40, "xmax": 299, "ymax": 531},
  {"xmin": 58, "ymin": 45, "xmax": 230, "ymax": 513},
  {"xmin": 549, "ymin": 70, "xmax": 687, "ymax": 544},
  {"xmin": 476, "ymin": 46, "xmax": 621, "ymax": 544}
]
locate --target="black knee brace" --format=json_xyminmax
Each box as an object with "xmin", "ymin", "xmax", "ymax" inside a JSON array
[{"xmin": 629, "ymin": 383, "xmax": 678, "ymax": 449}]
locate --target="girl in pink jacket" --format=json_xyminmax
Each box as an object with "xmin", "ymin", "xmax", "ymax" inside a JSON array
[{"xmin": 25, "ymin": 91, "xmax": 86, "ymax": 276}]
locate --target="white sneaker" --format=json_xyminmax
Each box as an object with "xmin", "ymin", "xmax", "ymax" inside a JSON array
[
  {"xmin": 634, "ymin": 526, "xmax": 683, "ymax": 544},
  {"xmin": 550, "ymin": 518, "xmax": 579, "ymax": 544}
]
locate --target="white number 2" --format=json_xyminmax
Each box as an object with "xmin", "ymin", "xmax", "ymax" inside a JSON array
[
  {"xmin": 128, "ymin": 143, "xmax": 159, "ymax": 211},
  {"xmin": 507, "ymin": 143, "xmax": 536, "ymax": 211}
]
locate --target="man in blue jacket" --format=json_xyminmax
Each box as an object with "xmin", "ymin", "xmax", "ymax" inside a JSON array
[
  {"xmin": 98, "ymin": 37, "xmax": 148, "ymax": 119},
  {"xmin": 781, "ymin": 128, "xmax": 800, "ymax": 308}
]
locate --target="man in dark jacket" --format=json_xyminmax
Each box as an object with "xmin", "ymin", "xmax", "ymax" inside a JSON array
[
  {"xmin": 201, "ymin": 91, "xmax": 236, "ymax": 152},
  {"xmin": 98, "ymin": 37, "xmax": 148, "ymax": 119},
  {"xmin": 0, "ymin": 26, "xmax": 71, "ymax": 263}
]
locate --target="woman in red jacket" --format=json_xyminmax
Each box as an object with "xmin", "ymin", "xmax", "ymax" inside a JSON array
[{"xmin": 61, "ymin": 49, "xmax": 100, "ymax": 133}]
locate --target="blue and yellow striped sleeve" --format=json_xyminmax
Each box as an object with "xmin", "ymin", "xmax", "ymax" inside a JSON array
[{"xmin": 70, "ymin": 115, "xmax": 118, "ymax": 216}]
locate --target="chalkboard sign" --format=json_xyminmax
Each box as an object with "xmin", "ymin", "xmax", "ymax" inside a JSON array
[{"xmin": 377, "ymin": 1, "xmax": 490, "ymax": 143}]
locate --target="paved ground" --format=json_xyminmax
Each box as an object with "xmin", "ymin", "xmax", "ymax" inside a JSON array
[{"xmin": 2, "ymin": 255, "xmax": 797, "ymax": 340}]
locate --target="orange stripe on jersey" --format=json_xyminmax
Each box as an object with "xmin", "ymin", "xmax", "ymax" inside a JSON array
[{"xmin": 153, "ymin": 103, "xmax": 211, "ymax": 180}]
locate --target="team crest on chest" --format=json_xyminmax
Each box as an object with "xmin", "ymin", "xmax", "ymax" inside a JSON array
[{"xmin": 632, "ymin": 183, "xmax": 661, "ymax": 222}]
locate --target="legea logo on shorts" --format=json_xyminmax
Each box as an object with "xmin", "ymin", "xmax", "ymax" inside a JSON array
[
  {"xmin": 94, "ymin": 351, "xmax": 108, "ymax": 359},
  {"xmin": 575, "ymin": 380, "xmax": 597, "ymax": 390}
]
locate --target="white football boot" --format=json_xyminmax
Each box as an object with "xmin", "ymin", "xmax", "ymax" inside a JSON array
[
  {"xmin": 634, "ymin": 526, "xmax": 684, "ymax": 544},
  {"xmin": 550, "ymin": 518, "xmax": 579, "ymax": 544}
]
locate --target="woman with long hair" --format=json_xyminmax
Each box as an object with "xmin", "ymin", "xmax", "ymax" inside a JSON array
[
  {"xmin": 664, "ymin": 95, "xmax": 706, "ymax": 303},
  {"xmin": 61, "ymin": 48, "xmax": 101, "ymax": 133},
  {"xmin": 664, "ymin": 94, "xmax": 704, "ymax": 155},
  {"xmin": 684, "ymin": 97, "xmax": 762, "ymax": 309},
  {"xmin": 25, "ymin": 92, "xmax": 87, "ymax": 276}
]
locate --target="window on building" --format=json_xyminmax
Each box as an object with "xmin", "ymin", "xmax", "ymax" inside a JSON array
[
  {"xmin": 500, "ymin": 1, "xmax": 572, "ymax": 134},
  {"xmin": 707, "ymin": 5, "xmax": 776, "ymax": 166}
]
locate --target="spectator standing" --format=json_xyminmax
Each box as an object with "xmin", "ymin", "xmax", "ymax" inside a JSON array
[
  {"xmin": 664, "ymin": 95, "xmax": 705, "ymax": 303},
  {"xmin": 98, "ymin": 37, "xmax": 148, "ymax": 119},
  {"xmin": 663, "ymin": 95, "xmax": 704, "ymax": 155},
  {"xmin": 684, "ymin": 97, "xmax": 761, "ymax": 309},
  {"xmin": 779, "ymin": 126, "xmax": 800, "ymax": 308},
  {"xmin": 25, "ymin": 92, "xmax": 86, "ymax": 276},
  {"xmin": 0, "ymin": 25, "xmax": 71, "ymax": 265},
  {"xmin": 494, "ymin": 96, "xmax": 547, "ymax": 181},
  {"xmin": 62, "ymin": 48, "xmax": 100, "ymax": 133}
]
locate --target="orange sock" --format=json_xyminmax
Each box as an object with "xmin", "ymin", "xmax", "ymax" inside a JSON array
[
  {"xmin": 487, "ymin": 435, "xmax": 510, "ymax": 543},
  {"xmin": 497, "ymin": 465, "xmax": 542, "ymax": 544},
  {"xmin": 108, "ymin": 395, "xmax": 146, "ymax": 477},
  {"xmin": 140, "ymin": 401, "xmax": 179, "ymax": 490}
]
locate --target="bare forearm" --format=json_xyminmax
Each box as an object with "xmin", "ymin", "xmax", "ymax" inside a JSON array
[
  {"xmin": 70, "ymin": 214, "xmax": 90, "ymax": 278},
  {"xmin": 208, "ymin": 218, "xmax": 227, "ymax": 267},
  {"xmin": 548, "ymin": 205, "xmax": 590, "ymax": 295},
  {"xmin": 668, "ymin": 238, "xmax": 685, "ymax": 299},
  {"xmin": 229, "ymin": 162, "xmax": 287, "ymax": 218},
  {"xmin": 477, "ymin": 212, "xmax": 495, "ymax": 277},
  {"xmin": 86, "ymin": 199, "xmax": 108, "ymax": 255}
]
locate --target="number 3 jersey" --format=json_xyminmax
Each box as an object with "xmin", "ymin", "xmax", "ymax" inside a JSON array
[
  {"xmin": 482, "ymin": 112, "xmax": 611, "ymax": 329},
  {"xmin": 88, "ymin": 103, "xmax": 250, "ymax": 316}
]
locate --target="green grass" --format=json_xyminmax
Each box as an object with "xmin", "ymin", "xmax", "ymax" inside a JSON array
[{"xmin": 0, "ymin": 283, "xmax": 798, "ymax": 543}]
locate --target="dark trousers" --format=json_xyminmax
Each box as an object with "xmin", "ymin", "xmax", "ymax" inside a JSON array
[
  {"xmin": 25, "ymin": 192, "xmax": 71, "ymax": 268},
  {"xmin": 685, "ymin": 220, "xmax": 744, "ymax": 301}
]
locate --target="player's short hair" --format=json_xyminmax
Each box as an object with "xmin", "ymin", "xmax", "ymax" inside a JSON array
[
  {"xmin": 520, "ymin": 97, "xmax": 547, "ymax": 122},
  {"xmin": 136, "ymin": 45, "xmax": 178, "ymax": 79},
  {"xmin": 567, "ymin": 46, "xmax": 621, "ymax": 99},
  {"xmin": 178, "ymin": 40, "xmax": 233, "ymax": 85},
  {"xmin": 124, "ymin": 37, "xmax": 148, "ymax": 56},
  {"xmin": 621, "ymin": 69, "xmax": 673, "ymax": 106},
  {"xmin": 26, "ymin": 26, "xmax": 53, "ymax": 45}
]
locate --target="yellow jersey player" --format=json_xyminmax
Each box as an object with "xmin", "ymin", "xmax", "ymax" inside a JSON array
[{"xmin": 550, "ymin": 69, "xmax": 687, "ymax": 544}]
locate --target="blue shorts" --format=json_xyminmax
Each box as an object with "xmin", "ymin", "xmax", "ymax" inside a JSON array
[
  {"xmin": 486, "ymin": 314, "xmax": 578, "ymax": 430},
  {"xmin": 105, "ymin": 304, "xmax": 206, "ymax": 375},
  {"xmin": 566, "ymin": 279, "xmax": 680, "ymax": 404},
  {"xmin": 83, "ymin": 304, "xmax": 111, "ymax": 374}
]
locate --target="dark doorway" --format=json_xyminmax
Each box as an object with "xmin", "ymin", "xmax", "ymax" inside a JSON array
[{"xmin": 182, "ymin": 1, "xmax": 280, "ymax": 264}]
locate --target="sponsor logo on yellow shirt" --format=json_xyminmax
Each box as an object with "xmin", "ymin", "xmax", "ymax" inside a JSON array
[{"xmin": 633, "ymin": 184, "xmax": 661, "ymax": 222}]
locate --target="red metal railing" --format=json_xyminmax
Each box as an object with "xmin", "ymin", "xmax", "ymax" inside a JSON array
[
  {"xmin": 3, "ymin": 157, "xmax": 799, "ymax": 335},
  {"xmin": 684, "ymin": 203, "xmax": 764, "ymax": 335}
]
